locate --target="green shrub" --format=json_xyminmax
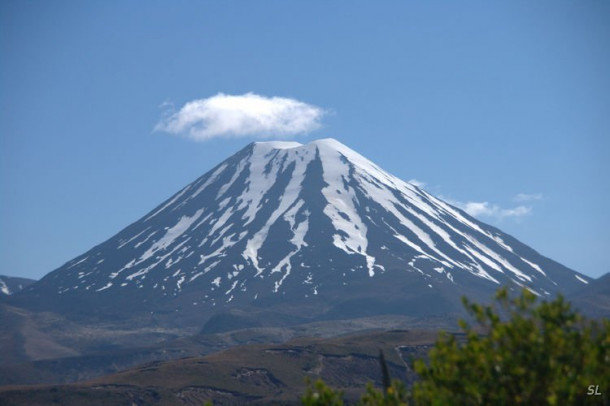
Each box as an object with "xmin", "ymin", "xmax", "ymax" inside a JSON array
[
  {"xmin": 413, "ymin": 288, "xmax": 609, "ymax": 405},
  {"xmin": 302, "ymin": 378, "xmax": 345, "ymax": 406},
  {"xmin": 301, "ymin": 288, "xmax": 610, "ymax": 405}
]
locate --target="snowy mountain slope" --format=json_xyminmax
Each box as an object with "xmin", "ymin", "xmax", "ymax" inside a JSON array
[{"xmin": 11, "ymin": 139, "xmax": 590, "ymax": 325}]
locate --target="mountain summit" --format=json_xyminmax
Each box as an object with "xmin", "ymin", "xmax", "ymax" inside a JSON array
[{"xmin": 13, "ymin": 139, "xmax": 589, "ymax": 326}]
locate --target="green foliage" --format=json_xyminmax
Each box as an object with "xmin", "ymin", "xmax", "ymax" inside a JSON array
[
  {"xmin": 358, "ymin": 350, "xmax": 411, "ymax": 405},
  {"xmin": 301, "ymin": 288, "xmax": 610, "ymax": 405},
  {"xmin": 359, "ymin": 380, "xmax": 410, "ymax": 405},
  {"xmin": 412, "ymin": 288, "xmax": 610, "ymax": 405},
  {"xmin": 302, "ymin": 377, "xmax": 345, "ymax": 406},
  {"xmin": 301, "ymin": 377, "xmax": 411, "ymax": 406}
]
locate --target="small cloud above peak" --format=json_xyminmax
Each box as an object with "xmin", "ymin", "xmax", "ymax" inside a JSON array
[{"xmin": 155, "ymin": 93, "xmax": 326, "ymax": 141}]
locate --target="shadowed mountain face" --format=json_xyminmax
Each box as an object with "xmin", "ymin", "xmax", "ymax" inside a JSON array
[
  {"xmin": 9, "ymin": 139, "xmax": 589, "ymax": 328},
  {"xmin": 0, "ymin": 275, "xmax": 36, "ymax": 296},
  {"xmin": 567, "ymin": 273, "xmax": 610, "ymax": 318}
]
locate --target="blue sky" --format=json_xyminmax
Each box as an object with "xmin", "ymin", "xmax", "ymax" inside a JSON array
[{"xmin": 1, "ymin": 1, "xmax": 608, "ymax": 280}]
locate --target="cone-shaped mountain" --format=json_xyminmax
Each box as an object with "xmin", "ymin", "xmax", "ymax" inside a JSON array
[{"xmin": 13, "ymin": 139, "xmax": 590, "ymax": 327}]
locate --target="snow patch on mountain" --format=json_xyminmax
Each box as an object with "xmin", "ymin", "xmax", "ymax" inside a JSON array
[
  {"xmin": 142, "ymin": 209, "xmax": 204, "ymax": 260},
  {"xmin": 0, "ymin": 280, "xmax": 10, "ymax": 295}
]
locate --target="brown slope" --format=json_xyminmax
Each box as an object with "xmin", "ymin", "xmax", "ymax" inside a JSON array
[{"xmin": 0, "ymin": 329, "xmax": 443, "ymax": 405}]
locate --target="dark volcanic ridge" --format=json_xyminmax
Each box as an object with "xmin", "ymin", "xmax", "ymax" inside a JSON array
[
  {"xmin": 567, "ymin": 272, "xmax": 610, "ymax": 318},
  {"xmin": 0, "ymin": 275, "xmax": 36, "ymax": 296}
]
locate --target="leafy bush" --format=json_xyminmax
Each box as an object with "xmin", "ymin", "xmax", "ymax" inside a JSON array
[
  {"xmin": 301, "ymin": 288, "xmax": 610, "ymax": 405},
  {"xmin": 302, "ymin": 378, "xmax": 345, "ymax": 406}
]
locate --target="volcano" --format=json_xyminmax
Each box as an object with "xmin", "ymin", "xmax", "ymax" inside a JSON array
[{"xmin": 12, "ymin": 139, "xmax": 590, "ymax": 328}]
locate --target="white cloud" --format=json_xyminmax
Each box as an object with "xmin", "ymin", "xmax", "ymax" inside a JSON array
[
  {"xmin": 155, "ymin": 93, "xmax": 325, "ymax": 140},
  {"xmin": 513, "ymin": 193, "xmax": 543, "ymax": 202},
  {"xmin": 408, "ymin": 179, "xmax": 426, "ymax": 188},
  {"xmin": 444, "ymin": 198, "xmax": 532, "ymax": 220}
]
